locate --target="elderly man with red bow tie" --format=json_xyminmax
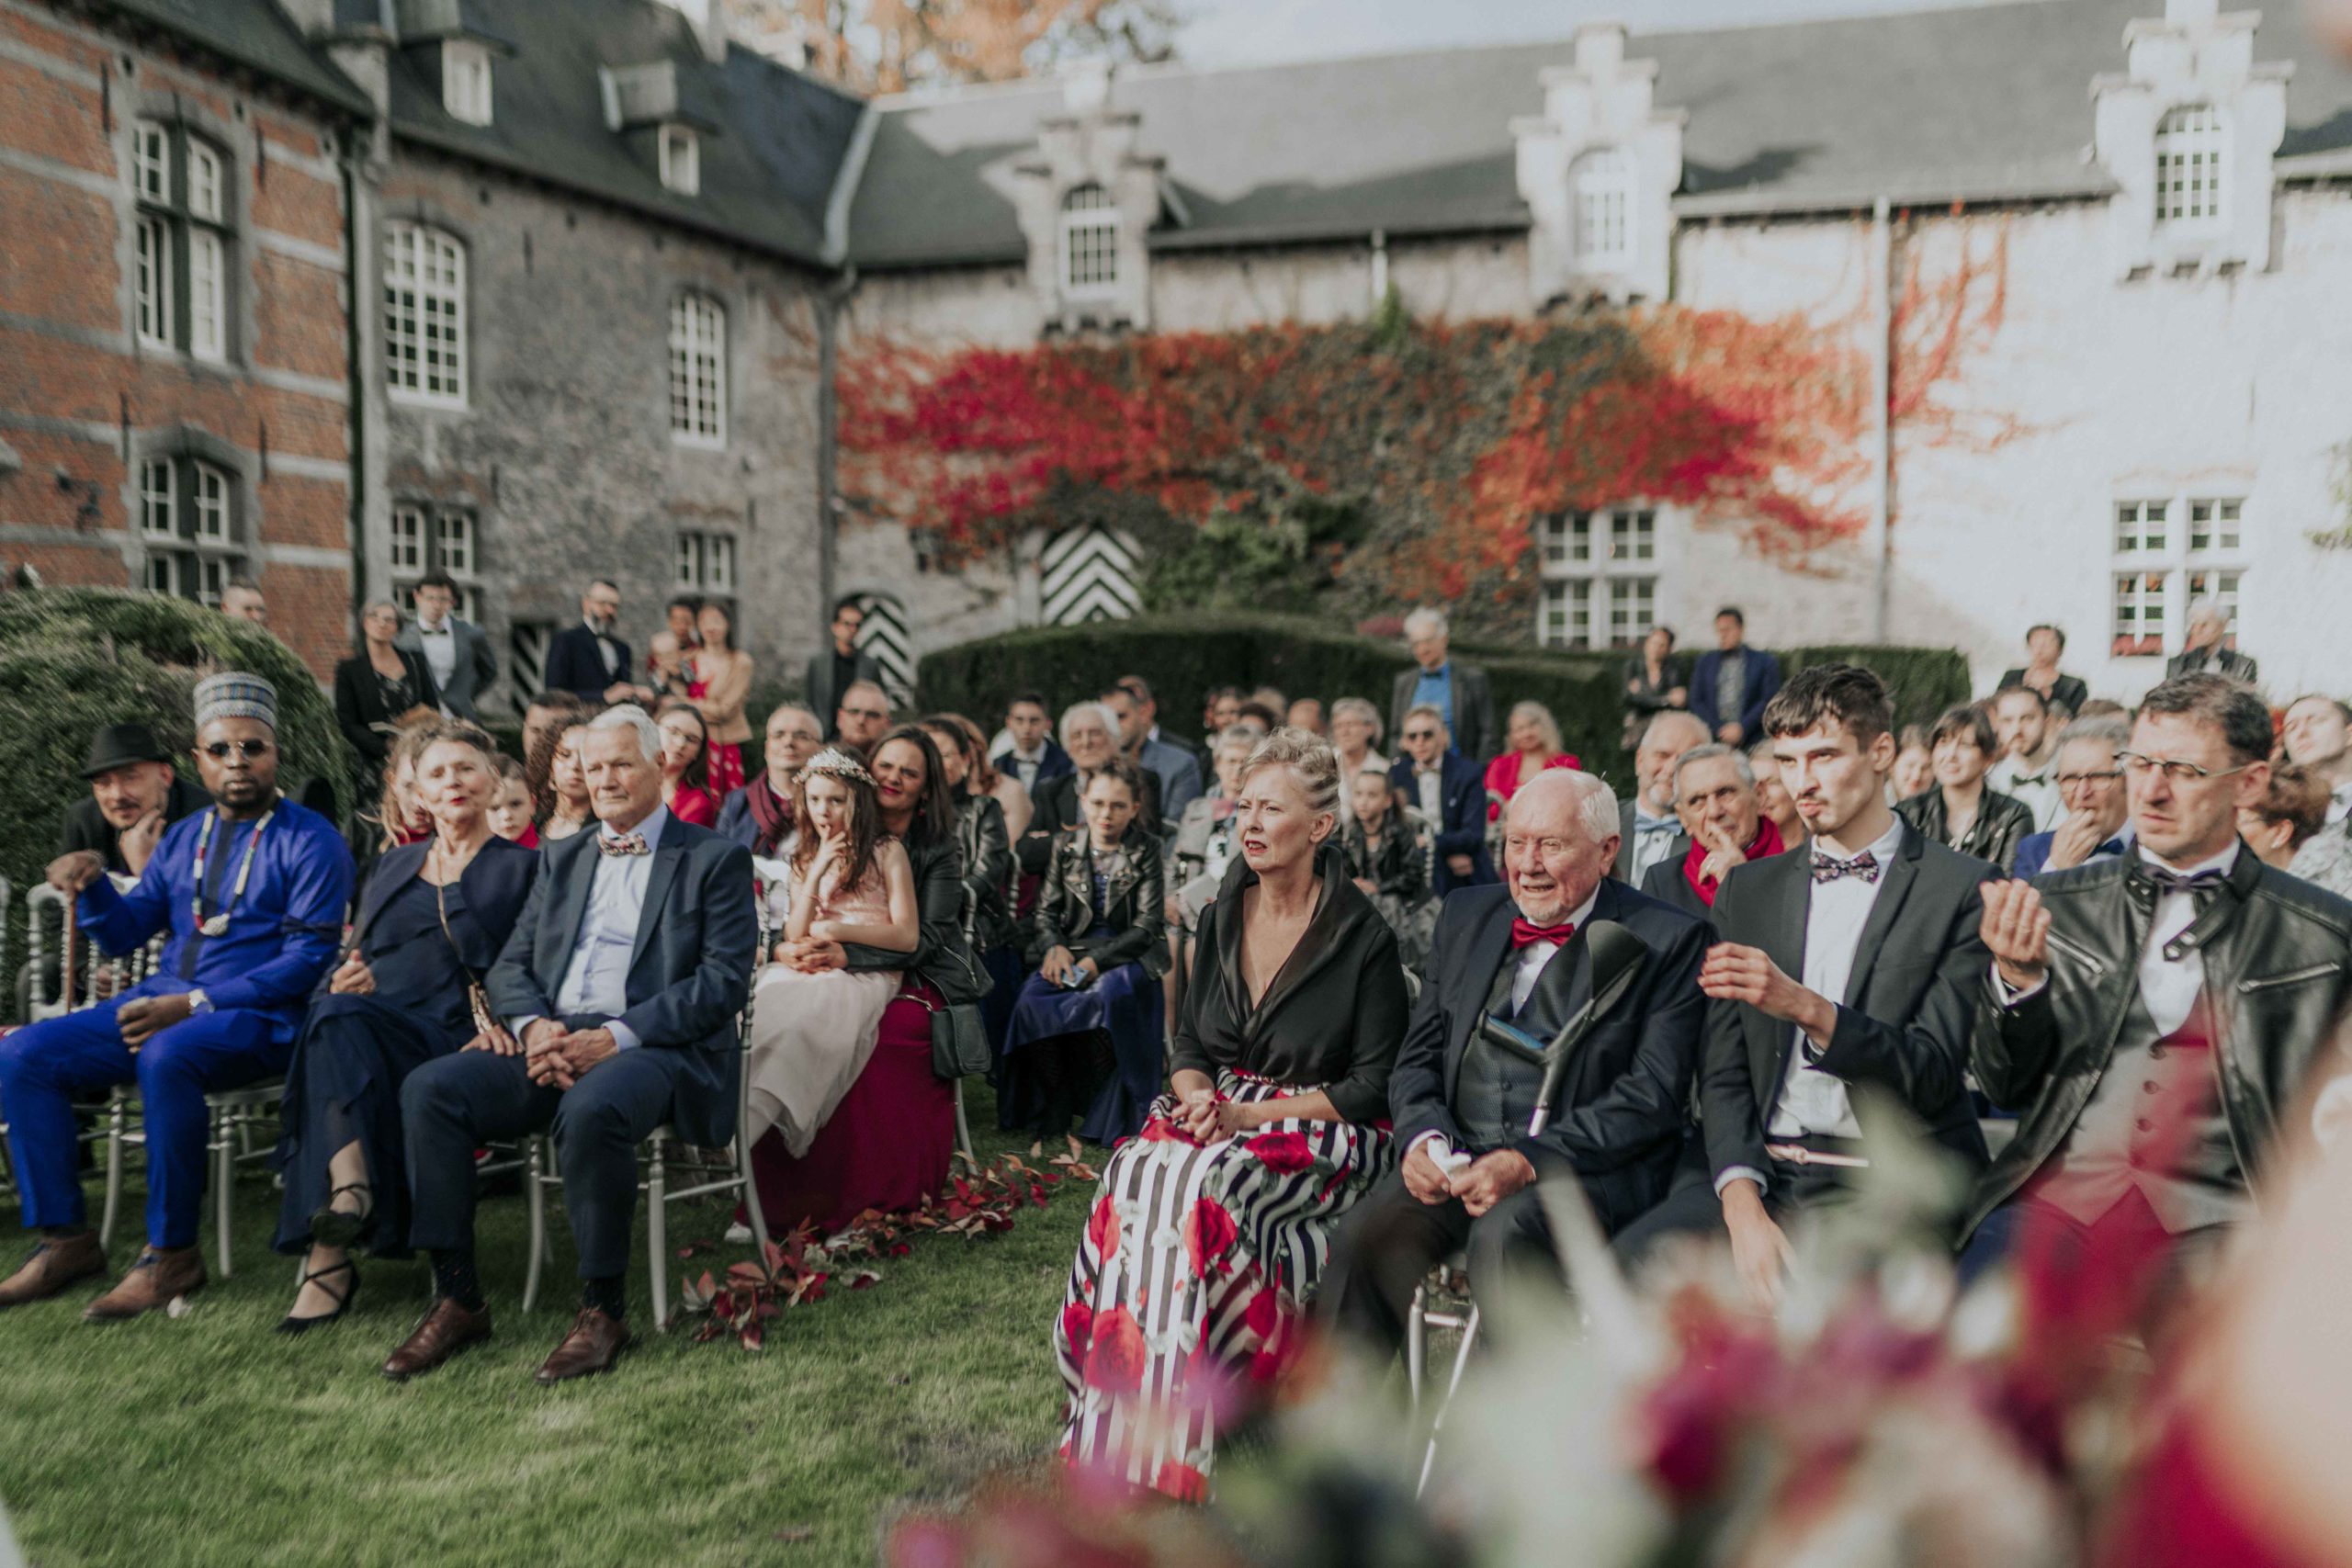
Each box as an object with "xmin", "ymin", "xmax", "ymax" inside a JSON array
[{"xmin": 1326, "ymin": 767, "xmax": 1709, "ymax": 1353}]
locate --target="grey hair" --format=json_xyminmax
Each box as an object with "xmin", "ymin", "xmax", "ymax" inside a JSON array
[
  {"xmin": 1329, "ymin": 695, "xmax": 1384, "ymax": 744},
  {"xmin": 1214, "ymin": 723, "xmax": 1262, "ymax": 761},
  {"xmin": 1402, "ymin": 607, "xmax": 1448, "ymax": 641},
  {"xmin": 1672, "ymin": 741, "xmax": 1755, "ymax": 797},
  {"xmin": 2185, "ymin": 597, "xmax": 2229, "ymax": 628},
  {"xmin": 1505, "ymin": 768, "xmax": 1619, "ymax": 843},
  {"xmin": 1058, "ymin": 700, "xmax": 1120, "ymax": 748},
  {"xmin": 2056, "ymin": 716, "xmax": 2132, "ymax": 751},
  {"xmin": 1239, "ymin": 726, "xmax": 1341, "ymax": 819},
  {"xmin": 1640, "ymin": 710, "xmax": 1711, "ymax": 752},
  {"xmin": 589, "ymin": 704, "xmax": 662, "ymax": 763}
]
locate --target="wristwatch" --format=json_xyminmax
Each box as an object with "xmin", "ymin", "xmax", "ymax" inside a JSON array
[{"xmin": 187, "ymin": 987, "xmax": 212, "ymax": 1014}]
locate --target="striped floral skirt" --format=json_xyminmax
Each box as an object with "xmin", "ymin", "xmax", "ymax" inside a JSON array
[{"xmin": 1053, "ymin": 1071, "xmax": 1394, "ymax": 1499}]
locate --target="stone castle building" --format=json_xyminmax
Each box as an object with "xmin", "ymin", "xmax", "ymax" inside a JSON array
[{"xmin": 3, "ymin": 0, "xmax": 2348, "ymax": 705}]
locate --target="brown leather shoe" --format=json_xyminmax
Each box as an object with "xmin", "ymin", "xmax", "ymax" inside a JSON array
[
  {"xmin": 83, "ymin": 1245, "xmax": 206, "ymax": 1321},
  {"xmin": 0, "ymin": 1233, "xmax": 107, "ymax": 1307},
  {"xmin": 535, "ymin": 1307, "xmax": 631, "ymax": 1384},
  {"xmin": 381, "ymin": 1297, "xmax": 493, "ymax": 1382}
]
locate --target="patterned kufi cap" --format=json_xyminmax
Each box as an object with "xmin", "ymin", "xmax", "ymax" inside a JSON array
[
  {"xmin": 194, "ymin": 671, "xmax": 278, "ymax": 732},
  {"xmin": 802, "ymin": 747, "xmax": 874, "ymax": 785}
]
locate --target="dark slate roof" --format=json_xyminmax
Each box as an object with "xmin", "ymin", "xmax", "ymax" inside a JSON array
[
  {"xmin": 380, "ymin": 0, "xmax": 867, "ymax": 266},
  {"xmin": 99, "ymin": 0, "xmax": 374, "ymax": 116},
  {"xmin": 846, "ymin": 0, "xmax": 2352, "ymax": 268}
]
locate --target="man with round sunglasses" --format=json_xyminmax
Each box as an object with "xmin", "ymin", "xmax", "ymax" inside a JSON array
[
  {"xmin": 0, "ymin": 673, "xmax": 354, "ymax": 1319},
  {"xmin": 1965, "ymin": 674, "xmax": 2352, "ymax": 1330}
]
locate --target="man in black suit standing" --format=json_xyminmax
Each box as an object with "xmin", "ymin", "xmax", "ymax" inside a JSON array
[
  {"xmin": 542, "ymin": 580, "xmax": 649, "ymax": 706},
  {"xmin": 1327, "ymin": 769, "xmax": 1709, "ymax": 1350},
  {"xmin": 1390, "ymin": 608, "xmax": 1495, "ymax": 763},
  {"xmin": 803, "ymin": 598, "xmax": 883, "ymax": 742},
  {"xmin": 1687, "ymin": 606, "xmax": 1782, "ymax": 749},
  {"xmin": 1389, "ymin": 705, "xmax": 1493, "ymax": 894},
  {"xmin": 386, "ymin": 705, "xmax": 755, "ymax": 1384},
  {"xmin": 1615, "ymin": 664, "xmax": 1992, "ymax": 1310}
]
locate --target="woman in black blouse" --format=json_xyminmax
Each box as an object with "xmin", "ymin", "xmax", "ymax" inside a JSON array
[
  {"xmin": 1050, "ymin": 728, "xmax": 1405, "ymax": 1500},
  {"xmin": 334, "ymin": 599, "xmax": 440, "ymax": 841}
]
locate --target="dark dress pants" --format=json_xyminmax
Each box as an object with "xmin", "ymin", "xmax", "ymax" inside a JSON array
[
  {"xmin": 1611, "ymin": 1149, "xmax": 1854, "ymax": 1268},
  {"xmin": 401, "ymin": 1020, "xmax": 691, "ymax": 1280},
  {"xmin": 1324, "ymin": 1169, "xmax": 1559, "ymax": 1358}
]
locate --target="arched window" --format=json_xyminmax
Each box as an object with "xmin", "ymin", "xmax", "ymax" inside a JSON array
[
  {"xmin": 1572, "ymin": 148, "xmax": 1634, "ymax": 268},
  {"xmin": 2154, "ymin": 105, "xmax": 2225, "ymax": 227},
  {"xmin": 383, "ymin": 221, "xmax": 468, "ymax": 405},
  {"xmin": 1059, "ymin": 184, "xmax": 1119, "ymax": 298},
  {"xmin": 669, "ymin": 292, "xmax": 727, "ymax": 446}
]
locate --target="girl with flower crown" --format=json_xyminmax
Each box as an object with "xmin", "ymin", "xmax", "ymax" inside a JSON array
[{"xmin": 742, "ymin": 748, "xmax": 919, "ymax": 1157}]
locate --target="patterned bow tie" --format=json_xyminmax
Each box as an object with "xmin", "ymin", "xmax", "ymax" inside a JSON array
[
  {"xmin": 2139, "ymin": 863, "xmax": 2225, "ymax": 897},
  {"xmin": 1634, "ymin": 816, "xmax": 1679, "ymax": 836},
  {"xmin": 1510, "ymin": 918, "xmax": 1576, "ymax": 949},
  {"xmin": 598, "ymin": 832, "xmax": 650, "ymax": 857},
  {"xmin": 1811, "ymin": 851, "xmax": 1881, "ymax": 885}
]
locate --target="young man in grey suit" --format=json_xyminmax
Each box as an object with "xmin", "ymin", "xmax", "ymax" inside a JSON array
[
  {"xmin": 387, "ymin": 706, "xmax": 755, "ymax": 1385},
  {"xmin": 396, "ymin": 571, "xmax": 498, "ymax": 719}
]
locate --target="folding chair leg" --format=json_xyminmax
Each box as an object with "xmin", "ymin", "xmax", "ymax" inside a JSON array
[
  {"xmin": 953, "ymin": 1077, "xmax": 975, "ymax": 1165},
  {"xmin": 738, "ymin": 1134, "xmax": 770, "ymax": 1259},
  {"xmin": 1406, "ymin": 1281, "xmax": 1428, "ymax": 1416},
  {"xmin": 213, "ymin": 1103, "xmax": 235, "ymax": 1280},
  {"xmin": 645, "ymin": 1136, "xmax": 669, "ymax": 1331},
  {"xmin": 1416, "ymin": 1303, "xmax": 1480, "ymax": 1497},
  {"xmin": 98, "ymin": 1095, "xmax": 127, "ymax": 1250},
  {"xmin": 523, "ymin": 1136, "xmax": 546, "ymax": 1314}
]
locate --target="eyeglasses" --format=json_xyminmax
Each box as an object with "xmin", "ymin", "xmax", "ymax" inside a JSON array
[
  {"xmin": 842, "ymin": 706, "xmax": 888, "ymax": 721},
  {"xmin": 2114, "ymin": 750, "xmax": 2250, "ymax": 784},
  {"xmin": 202, "ymin": 739, "xmax": 271, "ymax": 760},
  {"xmin": 2054, "ymin": 770, "xmax": 2122, "ymax": 787}
]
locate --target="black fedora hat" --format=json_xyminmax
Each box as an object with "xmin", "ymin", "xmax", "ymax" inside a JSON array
[{"xmin": 81, "ymin": 722, "xmax": 172, "ymax": 779}]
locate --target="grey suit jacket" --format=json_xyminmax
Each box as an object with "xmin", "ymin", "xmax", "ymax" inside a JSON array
[
  {"xmin": 1389, "ymin": 661, "xmax": 1495, "ymax": 763},
  {"xmin": 397, "ymin": 617, "xmax": 498, "ymax": 719}
]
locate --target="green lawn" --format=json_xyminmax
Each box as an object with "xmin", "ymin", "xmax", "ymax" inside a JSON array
[{"xmin": 0, "ymin": 1085, "xmax": 1086, "ymax": 1567}]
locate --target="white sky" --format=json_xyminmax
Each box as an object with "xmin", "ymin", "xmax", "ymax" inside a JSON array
[{"xmin": 1175, "ymin": 0, "xmax": 2041, "ymax": 66}]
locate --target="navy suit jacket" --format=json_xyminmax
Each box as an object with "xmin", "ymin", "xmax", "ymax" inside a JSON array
[
  {"xmin": 2012, "ymin": 828, "xmax": 2130, "ymax": 882},
  {"xmin": 1390, "ymin": 752, "xmax": 1494, "ymax": 893},
  {"xmin": 485, "ymin": 815, "xmax": 757, "ymax": 1145},
  {"xmin": 543, "ymin": 624, "xmax": 631, "ymax": 703},
  {"xmin": 992, "ymin": 740, "xmax": 1074, "ymax": 790},
  {"xmin": 1387, "ymin": 878, "xmax": 1710, "ymax": 1230},
  {"xmin": 1688, "ymin": 646, "xmax": 1782, "ymax": 739}
]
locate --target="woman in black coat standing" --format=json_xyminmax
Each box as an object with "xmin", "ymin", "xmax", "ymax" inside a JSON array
[
  {"xmin": 334, "ymin": 599, "xmax": 440, "ymax": 840},
  {"xmin": 1049, "ymin": 728, "xmax": 1405, "ymax": 1499}
]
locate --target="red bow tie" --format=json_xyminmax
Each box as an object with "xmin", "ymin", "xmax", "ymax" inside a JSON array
[{"xmin": 1510, "ymin": 918, "xmax": 1576, "ymax": 949}]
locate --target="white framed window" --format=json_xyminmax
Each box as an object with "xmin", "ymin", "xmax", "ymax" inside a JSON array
[
  {"xmin": 132, "ymin": 120, "xmax": 169, "ymax": 202},
  {"xmin": 2185, "ymin": 566, "xmax": 2243, "ymax": 642},
  {"xmin": 1059, "ymin": 184, "xmax": 1119, "ymax": 298},
  {"xmin": 442, "ymin": 39, "xmax": 493, "ymax": 126},
  {"xmin": 437, "ymin": 511, "xmax": 475, "ymax": 578},
  {"xmin": 134, "ymin": 215, "xmax": 173, "ymax": 347},
  {"xmin": 1536, "ymin": 505, "xmax": 1658, "ymax": 649},
  {"xmin": 659, "ymin": 125, "xmax": 700, "ymax": 196},
  {"xmin": 2114, "ymin": 499, "xmax": 2166, "ymax": 553},
  {"xmin": 2112, "ymin": 570, "xmax": 2167, "ymax": 658},
  {"xmin": 187, "ymin": 230, "xmax": 225, "ymax": 362},
  {"xmin": 390, "ymin": 502, "xmax": 483, "ymax": 618},
  {"xmin": 2188, "ymin": 497, "xmax": 2242, "ymax": 552},
  {"xmin": 1572, "ymin": 147, "xmax": 1634, "ymax": 267},
  {"xmin": 2154, "ymin": 105, "xmax": 2224, "ymax": 228},
  {"xmin": 139, "ymin": 459, "xmax": 175, "ymax": 540},
  {"xmin": 383, "ymin": 221, "xmax": 469, "ymax": 406},
  {"xmin": 2109, "ymin": 489, "xmax": 2251, "ymax": 657},
  {"xmin": 390, "ymin": 502, "xmax": 425, "ymax": 572},
  {"xmin": 187, "ymin": 142, "xmax": 221, "ymax": 223},
  {"xmin": 668, "ymin": 293, "xmax": 727, "ymax": 446},
  {"xmin": 674, "ymin": 531, "xmax": 736, "ymax": 593},
  {"xmin": 192, "ymin": 462, "xmax": 228, "ymax": 541}
]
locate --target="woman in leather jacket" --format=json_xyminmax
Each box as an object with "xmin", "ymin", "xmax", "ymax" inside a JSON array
[
  {"xmin": 999, "ymin": 758, "xmax": 1170, "ymax": 1144},
  {"xmin": 922, "ymin": 716, "xmax": 1022, "ymax": 1043},
  {"xmin": 1896, "ymin": 704, "xmax": 2037, "ymax": 872}
]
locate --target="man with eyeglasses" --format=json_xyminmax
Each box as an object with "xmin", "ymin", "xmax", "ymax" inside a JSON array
[
  {"xmin": 2011, "ymin": 718, "xmax": 2134, "ymax": 881},
  {"xmin": 0, "ymin": 673, "xmax": 354, "ymax": 1318},
  {"xmin": 803, "ymin": 598, "xmax": 881, "ymax": 742},
  {"xmin": 833, "ymin": 680, "xmax": 893, "ymax": 761},
  {"xmin": 717, "ymin": 702, "xmax": 824, "ymax": 856},
  {"xmin": 1963, "ymin": 674, "xmax": 2352, "ymax": 1326}
]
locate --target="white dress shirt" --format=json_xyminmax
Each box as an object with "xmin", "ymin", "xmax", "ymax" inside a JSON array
[
  {"xmin": 511, "ymin": 806, "xmax": 671, "ymax": 1052},
  {"xmin": 1414, "ymin": 884, "xmax": 1602, "ymax": 1168},
  {"xmin": 1414, "ymin": 762, "xmax": 1444, "ymax": 826},
  {"xmin": 1988, "ymin": 752, "xmax": 2063, "ymax": 832},
  {"xmin": 1004, "ymin": 746, "xmax": 1046, "ymax": 794},
  {"xmin": 587, "ymin": 616, "xmax": 620, "ymax": 677},
  {"xmin": 1627, "ymin": 806, "xmax": 1682, "ymax": 881},
  {"xmin": 1995, "ymin": 841, "xmax": 2238, "ymax": 1039},
  {"xmin": 413, "ymin": 617, "xmax": 458, "ymax": 697},
  {"xmin": 1716, "ymin": 817, "xmax": 1905, "ymax": 1196}
]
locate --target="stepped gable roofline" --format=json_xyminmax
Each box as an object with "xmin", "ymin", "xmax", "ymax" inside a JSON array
[{"xmin": 842, "ymin": 0, "xmax": 2352, "ymax": 268}]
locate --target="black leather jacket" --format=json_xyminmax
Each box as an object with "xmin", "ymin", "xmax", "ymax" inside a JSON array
[
  {"xmin": 838, "ymin": 829, "xmax": 990, "ymax": 1006},
  {"xmin": 1342, "ymin": 816, "xmax": 1428, "ymax": 906},
  {"xmin": 1965, "ymin": 849, "xmax": 2352, "ymax": 1238},
  {"xmin": 1029, "ymin": 828, "xmax": 1170, "ymax": 977},
  {"xmin": 953, "ymin": 794, "xmax": 1016, "ymax": 953},
  {"xmin": 1896, "ymin": 785, "xmax": 2037, "ymax": 874}
]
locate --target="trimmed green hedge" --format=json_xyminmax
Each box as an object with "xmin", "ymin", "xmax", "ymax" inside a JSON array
[
  {"xmin": 912, "ymin": 615, "xmax": 1971, "ymax": 795},
  {"xmin": 0, "ymin": 589, "xmax": 355, "ymax": 1021}
]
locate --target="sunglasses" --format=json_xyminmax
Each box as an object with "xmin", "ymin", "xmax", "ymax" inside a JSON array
[{"xmin": 201, "ymin": 739, "xmax": 272, "ymax": 760}]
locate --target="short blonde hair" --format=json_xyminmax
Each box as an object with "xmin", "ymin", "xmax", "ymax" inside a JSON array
[{"xmin": 1239, "ymin": 726, "xmax": 1340, "ymax": 819}]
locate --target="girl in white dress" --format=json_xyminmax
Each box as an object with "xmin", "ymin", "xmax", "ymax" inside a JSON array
[{"xmin": 743, "ymin": 749, "xmax": 920, "ymax": 1157}]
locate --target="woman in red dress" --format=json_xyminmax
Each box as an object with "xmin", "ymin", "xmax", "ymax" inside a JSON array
[{"xmin": 655, "ymin": 699, "xmax": 720, "ymax": 828}]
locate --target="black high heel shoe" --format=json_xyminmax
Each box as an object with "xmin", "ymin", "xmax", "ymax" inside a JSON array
[
  {"xmin": 308, "ymin": 1183, "xmax": 374, "ymax": 1250},
  {"xmin": 276, "ymin": 1259, "xmax": 360, "ymax": 1336}
]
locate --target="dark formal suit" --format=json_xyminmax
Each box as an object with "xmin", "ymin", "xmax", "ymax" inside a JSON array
[
  {"xmin": 1997, "ymin": 668, "xmax": 2089, "ymax": 718},
  {"xmin": 1613, "ymin": 796, "xmax": 1684, "ymax": 885},
  {"xmin": 1636, "ymin": 840, "xmax": 1711, "ymax": 923},
  {"xmin": 1616, "ymin": 820, "xmax": 1993, "ymax": 1256},
  {"xmin": 1391, "ymin": 661, "xmax": 1495, "ymax": 763},
  {"xmin": 1687, "ymin": 645, "xmax": 1782, "ymax": 741},
  {"xmin": 1327, "ymin": 878, "xmax": 1709, "ymax": 1350},
  {"xmin": 803, "ymin": 647, "xmax": 882, "ymax": 739},
  {"xmin": 992, "ymin": 739, "xmax": 1074, "ymax": 797},
  {"xmin": 1390, "ymin": 753, "xmax": 1494, "ymax": 893},
  {"xmin": 1963, "ymin": 851, "xmax": 2352, "ymax": 1249},
  {"xmin": 543, "ymin": 621, "xmax": 633, "ymax": 703},
  {"xmin": 401, "ymin": 807, "xmax": 755, "ymax": 1281},
  {"xmin": 2164, "ymin": 646, "xmax": 2259, "ymax": 686},
  {"xmin": 396, "ymin": 616, "xmax": 498, "ymax": 719}
]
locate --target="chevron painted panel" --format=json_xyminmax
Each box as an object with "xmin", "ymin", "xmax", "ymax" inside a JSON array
[
  {"xmin": 853, "ymin": 592, "xmax": 917, "ymax": 706},
  {"xmin": 1039, "ymin": 525, "xmax": 1140, "ymax": 626}
]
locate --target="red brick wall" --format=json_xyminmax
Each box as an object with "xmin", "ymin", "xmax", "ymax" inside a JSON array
[{"xmin": 0, "ymin": 1, "xmax": 355, "ymax": 681}]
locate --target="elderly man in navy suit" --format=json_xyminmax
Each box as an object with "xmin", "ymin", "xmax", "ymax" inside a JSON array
[
  {"xmin": 1687, "ymin": 606, "xmax": 1782, "ymax": 749},
  {"xmin": 1389, "ymin": 704, "xmax": 1493, "ymax": 893},
  {"xmin": 386, "ymin": 705, "xmax": 755, "ymax": 1385}
]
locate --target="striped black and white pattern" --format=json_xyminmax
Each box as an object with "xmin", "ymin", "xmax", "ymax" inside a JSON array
[
  {"xmin": 850, "ymin": 592, "xmax": 915, "ymax": 707},
  {"xmin": 506, "ymin": 621, "xmax": 552, "ymax": 715},
  {"xmin": 1039, "ymin": 524, "xmax": 1140, "ymax": 626},
  {"xmin": 1053, "ymin": 1072, "xmax": 1393, "ymax": 1497}
]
